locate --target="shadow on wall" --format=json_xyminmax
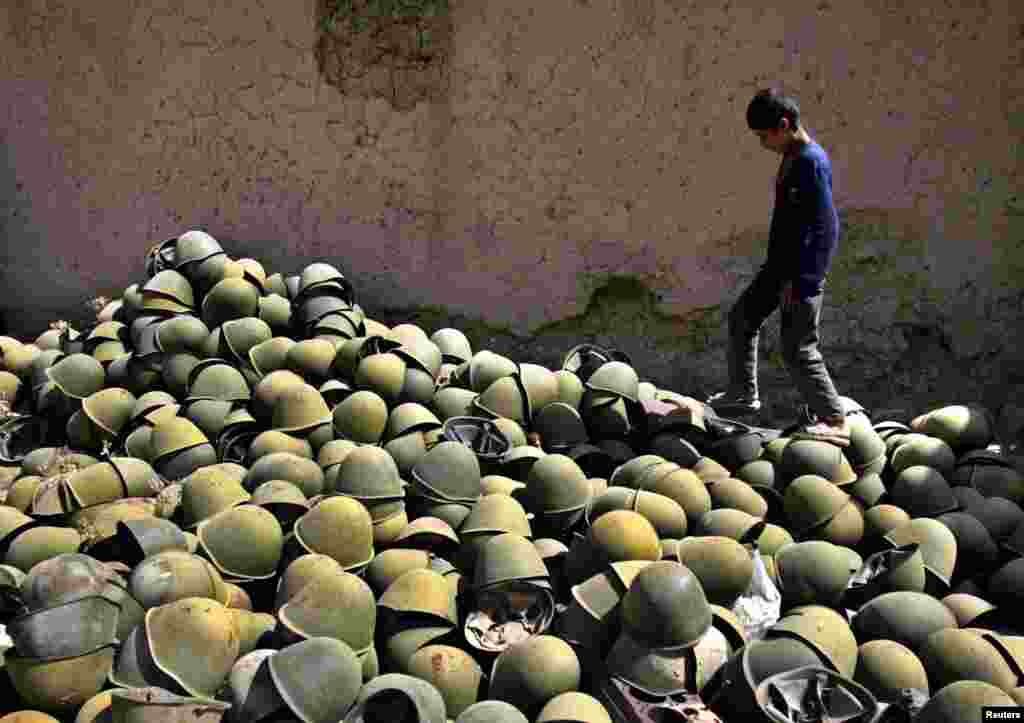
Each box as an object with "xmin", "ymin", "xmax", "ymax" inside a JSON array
[{"xmin": 0, "ymin": 137, "xmax": 23, "ymax": 338}]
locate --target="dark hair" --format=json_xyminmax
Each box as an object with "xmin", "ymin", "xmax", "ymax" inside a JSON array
[{"xmin": 746, "ymin": 88, "xmax": 801, "ymax": 131}]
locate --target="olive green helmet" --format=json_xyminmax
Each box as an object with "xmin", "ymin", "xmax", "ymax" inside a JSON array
[
  {"xmin": 778, "ymin": 439, "xmax": 857, "ymax": 488},
  {"xmin": 891, "ymin": 435, "xmax": 957, "ymax": 478},
  {"xmin": 635, "ymin": 464, "xmax": 712, "ymax": 528},
  {"xmin": 278, "ymin": 567, "xmax": 376, "ymax": 654},
  {"xmin": 913, "ymin": 404, "xmax": 994, "ymax": 453},
  {"xmin": 522, "ymin": 453, "xmax": 591, "ymax": 517},
  {"xmin": 489, "ymin": 635, "xmax": 581, "ymax": 718},
  {"xmin": 461, "ymin": 493, "xmax": 531, "ymax": 537},
  {"xmin": 405, "ymin": 646, "xmax": 483, "ymax": 719},
  {"xmin": 767, "ymin": 605, "xmax": 858, "ymax": 678},
  {"xmin": 47, "ymin": 353, "xmax": 106, "ymax": 401},
  {"xmin": 412, "ymin": 441, "xmax": 482, "ymax": 504},
  {"xmin": 431, "ymin": 386, "xmax": 477, "ymax": 422},
  {"xmin": 667, "ymin": 536, "xmax": 753, "ymax": 610},
  {"xmin": 333, "ymin": 390, "xmax": 388, "ymax": 444},
  {"xmin": 366, "ymin": 549, "xmax": 433, "ymax": 596},
  {"xmin": 81, "ymin": 387, "xmax": 136, "ymax": 440},
  {"xmin": 179, "ymin": 467, "xmax": 251, "ymax": 528},
  {"xmin": 456, "ymin": 701, "xmax": 528, "ymax": 723},
  {"xmin": 247, "ymin": 430, "xmax": 314, "ymax": 465},
  {"xmin": 342, "ymin": 672, "xmax": 447, "ymax": 723},
  {"xmin": 852, "ymin": 590, "xmax": 958, "ymax": 652},
  {"xmin": 536, "ymin": 692, "xmax": 612, "ymax": 723},
  {"xmin": 293, "ymin": 496, "xmax": 374, "ymax": 572},
  {"xmin": 918, "ymin": 628, "xmax": 1017, "ymax": 692},
  {"xmin": 472, "ymin": 533, "xmax": 550, "ymax": 590},
  {"xmin": 271, "ymin": 383, "xmax": 332, "ymax": 434},
  {"xmin": 431, "ymin": 328, "xmax": 473, "ymax": 365},
  {"xmin": 379, "ymin": 568, "xmax": 457, "ymax": 628},
  {"xmin": 706, "ymin": 477, "xmax": 768, "ymax": 519},
  {"xmin": 244, "ymin": 452, "xmax": 326, "ymax": 499},
  {"xmin": 783, "ymin": 474, "xmax": 850, "ymax": 536},
  {"xmin": 775, "ymin": 540, "xmax": 857, "ymax": 609},
  {"xmin": 202, "ymin": 277, "xmax": 260, "ymax": 328},
  {"xmin": 914, "ymin": 680, "xmax": 1016, "ymax": 723},
  {"xmin": 620, "ymin": 560, "xmax": 712, "ymax": 649},
  {"xmin": 468, "ymin": 350, "xmax": 518, "ymax": 393},
  {"xmin": 891, "ymin": 465, "xmax": 958, "ymax": 517},
  {"xmin": 269, "ymin": 637, "xmax": 364, "ymax": 723},
  {"xmin": 196, "ymin": 504, "xmax": 284, "ymax": 580},
  {"xmin": 129, "ymin": 549, "xmax": 229, "ymax": 609},
  {"xmin": 355, "ymin": 352, "xmax": 407, "ymax": 405},
  {"xmin": 883, "ymin": 517, "xmax": 958, "ymax": 591},
  {"xmin": 854, "ymin": 639, "xmax": 929, "ymax": 703}
]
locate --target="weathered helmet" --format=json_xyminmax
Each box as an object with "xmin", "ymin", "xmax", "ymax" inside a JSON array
[
  {"xmin": 412, "ymin": 441, "xmax": 482, "ymax": 504},
  {"xmin": 778, "ymin": 439, "xmax": 857, "ymax": 488},
  {"xmin": 175, "ymin": 229, "xmax": 223, "ymax": 268},
  {"xmin": 854, "ymin": 639, "xmax": 929, "ymax": 704},
  {"xmin": 667, "ymin": 536, "xmax": 753, "ymax": 609},
  {"xmin": 472, "ymin": 533, "xmax": 549, "ymax": 590},
  {"xmin": 767, "ymin": 605, "xmax": 858, "ymax": 677},
  {"xmin": 522, "ymin": 453, "xmax": 591, "ymax": 517},
  {"xmin": 456, "ymin": 701, "xmax": 529, "ymax": 723},
  {"xmin": 534, "ymin": 402, "xmax": 590, "ymax": 452},
  {"xmin": 914, "ymin": 680, "xmax": 1016, "ymax": 722},
  {"xmin": 891, "ymin": 465, "xmax": 958, "ymax": 517},
  {"xmin": 202, "ymin": 277, "xmax": 260, "ymax": 328},
  {"xmin": 333, "ymin": 390, "xmax": 388, "ymax": 444},
  {"xmin": 913, "ymin": 404, "xmax": 994, "ymax": 453},
  {"xmin": 489, "ymin": 635, "xmax": 581, "ymax": 717},
  {"xmin": 244, "ymin": 452, "xmax": 325, "ymax": 499},
  {"xmin": 269, "ymin": 637, "xmax": 363, "ymax": 723},
  {"xmin": 919, "ymin": 627, "xmax": 1018, "ymax": 692},
  {"xmin": 566, "ymin": 511, "xmax": 661, "ymax": 586},
  {"xmin": 277, "ymin": 567, "xmax": 376, "ymax": 654},
  {"xmin": 129, "ymin": 549, "xmax": 229, "ymax": 609},
  {"xmin": 293, "ymin": 496, "xmax": 374, "ymax": 572},
  {"xmin": 431, "ymin": 328, "xmax": 473, "ymax": 365},
  {"xmin": 536, "ymin": 692, "xmax": 612, "ymax": 723},
  {"xmin": 852, "ymin": 591, "xmax": 958, "ymax": 652},
  {"xmin": 620, "ymin": 560, "xmax": 712, "ymax": 649},
  {"xmin": 379, "ymin": 568, "xmax": 457, "ymax": 627},
  {"xmin": 775, "ymin": 541, "xmax": 857, "ymax": 609},
  {"xmin": 179, "ymin": 467, "xmax": 251, "ymax": 528},
  {"xmin": 634, "ymin": 464, "xmax": 712, "ymax": 528},
  {"xmin": 144, "ymin": 597, "xmax": 239, "ymax": 698},
  {"xmin": 883, "ymin": 517, "xmax": 958, "ymax": 591},
  {"xmin": 271, "ymin": 383, "xmax": 332, "ymax": 434},
  {"xmin": 706, "ymin": 477, "xmax": 768, "ymax": 519},
  {"xmin": 404, "ymin": 646, "xmax": 483, "ymax": 719},
  {"xmin": 783, "ymin": 474, "xmax": 850, "ymax": 536},
  {"xmin": 355, "ymin": 352, "xmax": 407, "ymax": 405},
  {"xmin": 47, "ymin": 353, "xmax": 106, "ymax": 401},
  {"xmin": 197, "ymin": 504, "xmax": 284, "ymax": 580},
  {"xmin": 891, "ymin": 435, "xmax": 957, "ymax": 478}
]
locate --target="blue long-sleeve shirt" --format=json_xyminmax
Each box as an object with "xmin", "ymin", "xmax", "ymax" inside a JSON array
[{"xmin": 764, "ymin": 140, "xmax": 840, "ymax": 298}]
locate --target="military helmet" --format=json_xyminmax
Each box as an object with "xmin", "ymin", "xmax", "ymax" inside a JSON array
[
  {"xmin": 186, "ymin": 359, "xmax": 251, "ymax": 403},
  {"xmin": 294, "ymin": 496, "xmax": 374, "ymax": 572},
  {"xmin": 472, "ymin": 533, "xmax": 549, "ymax": 590},
  {"xmin": 412, "ymin": 441, "xmax": 482, "ymax": 504},
  {"xmin": 535, "ymin": 692, "xmax": 611, "ymax": 723},
  {"xmin": 129, "ymin": 549, "xmax": 229, "ymax": 609},
  {"xmin": 775, "ymin": 540, "xmax": 857, "ymax": 609},
  {"xmin": 404, "ymin": 646, "xmax": 483, "ymax": 719},
  {"xmin": 669, "ymin": 536, "xmax": 754, "ymax": 610},
  {"xmin": 179, "ymin": 466, "xmax": 251, "ymax": 528},
  {"xmin": 891, "ymin": 435, "xmax": 957, "ymax": 477},
  {"xmin": 883, "ymin": 517, "xmax": 958, "ymax": 590},
  {"xmin": 534, "ymin": 402, "xmax": 589, "ymax": 452},
  {"xmin": 706, "ymin": 477, "xmax": 769, "ymax": 519},
  {"xmin": 854, "ymin": 639, "xmax": 929, "ymax": 703},
  {"xmin": 196, "ymin": 504, "xmax": 284, "ymax": 579},
  {"xmin": 244, "ymin": 451, "xmax": 325, "ymax": 499},
  {"xmin": 455, "ymin": 701, "xmax": 528, "ymax": 723},
  {"xmin": 343, "ymin": 672, "xmax": 447, "ymax": 723},
  {"xmin": 379, "ymin": 568, "xmax": 457, "ymax": 627},
  {"xmin": 852, "ymin": 591, "xmax": 958, "ymax": 652},
  {"xmin": 967, "ymin": 496, "xmax": 1024, "ymax": 543},
  {"xmin": 620, "ymin": 560, "xmax": 712, "ymax": 649},
  {"xmin": 936, "ymin": 511, "xmax": 1000, "ymax": 580},
  {"xmin": 778, "ymin": 439, "xmax": 857, "ymax": 487},
  {"xmin": 431, "ymin": 328, "xmax": 473, "ymax": 365},
  {"xmin": 221, "ymin": 317, "xmax": 273, "ymax": 363},
  {"xmin": 201, "ymin": 277, "xmax": 260, "ymax": 328},
  {"xmin": 461, "ymin": 494, "xmax": 532, "ymax": 537},
  {"xmin": 271, "ymin": 383, "xmax": 332, "ymax": 434},
  {"xmin": 919, "ymin": 628, "xmax": 1018, "ymax": 692},
  {"xmin": 174, "ymin": 229, "xmax": 223, "ymax": 267},
  {"xmin": 355, "ymin": 352, "xmax": 407, "ymax": 405},
  {"xmin": 247, "ymin": 430, "xmax": 314, "ymax": 464},
  {"xmin": 523, "ymin": 454, "xmax": 591, "ymax": 515},
  {"xmin": 891, "ymin": 465, "xmax": 958, "ymax": 517},
  {"xmin": 333, "ymin": 390, "xmax": 388, "ymax": 444},
  {"xmin": 269, "ymin": 637, "xmax": 363, "ymax": 723},
  {"xmin": 143, "ymin": 270, "xmax": 195, "ymax": 310},
  {"xmin": 863, "ymin": 504, "xmax": 911, "ymax": 541},
  {"xmin": 913, "ymin": 404, "xmax": 994, "ymax": 453},
  {"xmin": 47, "ymin": 353, "xmax": 106, "ymax": 401},
  {"xmin": 783, "ymin": 474, "xmax": 850, "ymax": 536},
  {"xmin": 278, "ymin": 567, "xmax": 376, "ymax": 653},
  {"xmin": 489, "ymin": 635, "xmax": 581, "ymax": 717},
  {"xmin": 914, "ymin": 680, "xmax": 1016, "ymax": 723},
  {"xmin": 768, "ymin": 605, "xmax": 858, "ymax": 677}
]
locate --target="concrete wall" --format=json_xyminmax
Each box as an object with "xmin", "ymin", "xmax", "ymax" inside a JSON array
[{"xmin": 1, "ymin": 0, "xmax": 1022, "ymax": 435}]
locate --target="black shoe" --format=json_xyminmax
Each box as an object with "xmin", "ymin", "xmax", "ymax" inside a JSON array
[{"xmin": 706, "ymin": 390, "xmax": 762, "ymax": 415}]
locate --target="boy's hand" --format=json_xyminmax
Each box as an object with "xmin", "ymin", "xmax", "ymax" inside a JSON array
[{"xmin": 781, "ymin": 282, "xmax": 797, "ymax": 310}]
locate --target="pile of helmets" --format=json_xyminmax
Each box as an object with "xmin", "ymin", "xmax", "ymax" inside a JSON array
[{"xmin": 0, "ymin": 229, "xmax": 1021, "ymax": 722}]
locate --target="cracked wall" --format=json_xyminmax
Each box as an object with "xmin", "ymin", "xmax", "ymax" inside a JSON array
[{"xmin": 1, "ymin": 0, "xmax": 1023, "ymax": 435}]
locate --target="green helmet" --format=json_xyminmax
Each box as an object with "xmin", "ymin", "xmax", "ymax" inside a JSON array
[
  {"xmin": 635, "ymin": 464, "xmax": 712, "ymax": 528},
  {"xmin": 278, "ymin": 567, "xmax": 376, "ymax": 654},
  {"xmin": 914, "ymin": 680, "xmax": 1016, "ymax": 723},
  {"xmin": 4, "ymin": 642, "xmax": 116, "ymax": 713},
  {"xmin": 244, "ymin": 452, "xmax": 325, "ymax": 499},
  {"xmin": 405, "ymin": 646, "xmax": 483, "ymax": 719},
  {"xmin": 891, "ymin": 435, "xmax": 956, "ymax": 477},
  {"xmin": 269, "ymin": 637, "xmax": 363, "ymax": 723},
  {"xmin": 48, "ymin": 353, "xmax": 106, "ymax": 401},
  {"xmin": 918, "ymin": 628, "xmax": 1017, "ymax": 693},
  {"xmin": 604, "ymin": 630, "xmax": 694, "ymax": 696},
  {"xmin": 778, "ymin": 439, "xmax": 857, "ymax": 488},
  {"xmin": 432, "ymin": 386, "xmax": 477, "ymax": 422},
  {"xmin": 620, "ymin": 560, "xmax": 712, "ymax": 649},
  {"xmin": 884, "ymin": 517, "xmax": 958, "ymax": 590},
  {"xmin": 461, "ymin": 493, "xmax": 531, "ymax": 536},
  {"xmin": 294, "ymin": 496, "xmax": 374, "ymax": 572},
  {"xmin": 431, "ymin": 328, "xmax": 473, "ymax": 365},
  {"xmin": 247, "ymin": 430, "xmax": 314, "ymax": 465},
  {"xmin": 179, "ymin": 467, "xmax": 251, "ymax": 528},
  {"xmin": 202, "ymin": 277, "xmax": 260, "ymax": 328},
  {"xmin": 472, "ymin": 533, "xmax": 549, "ymax": 590},
  {"xmin": 535, "ymin": 692, "xmax": 611, "ymax": 723},
  {"xmin": 456, "ymin": 701, "xmax": 528, "ymax": 723},
  {"xmin": 343, "ymin": 672, "xmax": 447, "ymax": 723},
  {"xmin": 775, "ymin": 541, "xmax": 857, "ymax": 609},
  {"xmin": 412, "ymin": 441, "xmax": 482, "ymax": 504},
  {"xmin": 285, "ymin": 338, "xmax": 337, "ymax": 384},
  {"xmin": 767, "ymin": 605, "xmax": 857, "ymax": 677},
  {"xmin": 854, "ymin": 639, "xmax": 929, "ymax": 703},
  {"xmin": 129, "ymin": 550, "xmax": 229, "ymax": 609},
  {"xmin": 175, "ymin": 229, "xmax": 223, "ymax": 267},
  {"xmin": 474, "ymin": 376, "xmax": 529, "ymax": 424},
  {"xmin": 706, "ymin": 477, "xmax": 768, "ymax": 519},
  {"xmin": 891, "ymin": 465, "xmax": 958, "ymax": 517},
  {"xmin": 196, "ymin": 504, "xmax": 284, "ymax": 579},
  {"xmin": 271, "ymin": 383, "xmax": 332, "ymax": 434},
  {"xmin": 914, "ymin": 404, "xmax": 994, "ymax": 453},
  {"xmin": 81, "ymin": 387, "xmax": 136, "ymax": 439},
  {"xmin": 467, "ymin": 350, "xmax": 518, "ymax": 393},
  {"xmin": 585, "ymin": 361, "xmax": 639, "ymax": 402},
  {"xmin": 489, "ymin": 635, "xmax": 581, "ymax": 717},
  {"xmin": 333, "ymin": 391, "xmax": 389, "ymax": 444},
  {"xmin": 783, "ymin": 474, "xmax": 850, "ymax": 536},
  {"xmin": 852, "ymin": 591, "xmax": 958, "ymax": 652},
  {"xmin": 668, "ymin": 536, "xmax": 753, "ymax": 610},
  {"xmin": 5, "ymin": 526, "xmax": 83, "ymax": 573},
  {"xmin": 365, "ymin": 549, "xmax": 433, "ymax": 596},
  {"xmin": 355, "ymin": 352, "xmax": 407, "ymax": 405},
  {"xmin": 144, "ymin": 597, "xmax": 239, "ymax": 698},
  {"xmin": 523, "ymin": 454, "xmax": 591, "ymax": 516},
  {"xmin": 379, "ymin": 569, "xmax": 457, "ymax": 627}
]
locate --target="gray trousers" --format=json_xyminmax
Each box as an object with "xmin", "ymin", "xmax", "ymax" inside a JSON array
[{"xmin": 727, "ymin": 267, "xmax": 844, "ymax": 420}]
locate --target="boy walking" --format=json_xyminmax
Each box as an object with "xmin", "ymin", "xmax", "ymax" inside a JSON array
[{"xmin": 707, "ymin": 89, "xmax": 851, "ymax": 446}]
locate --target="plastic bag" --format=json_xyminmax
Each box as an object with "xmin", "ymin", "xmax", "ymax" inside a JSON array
[
  {"xmin": 731, "ymin": 544, "xmax": 781, "ymax": 642},
  {"xmin": 0, "ymin": 624, "xmax": 12, "ymax": 668}
]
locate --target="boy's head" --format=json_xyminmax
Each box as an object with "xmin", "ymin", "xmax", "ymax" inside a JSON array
[{"xmin": 746, "ymin": 88, "xmax": 803, "ymax": 153}]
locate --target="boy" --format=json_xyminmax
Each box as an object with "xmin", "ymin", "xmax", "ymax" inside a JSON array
[{"xmin": 707, "ymin": 88, "xmax": 850, "ymax": 446}]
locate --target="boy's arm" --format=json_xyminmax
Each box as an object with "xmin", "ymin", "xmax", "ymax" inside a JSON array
[{"xmin": 785, "ymin": 155, "xmax": 838, "ymax": 297}]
